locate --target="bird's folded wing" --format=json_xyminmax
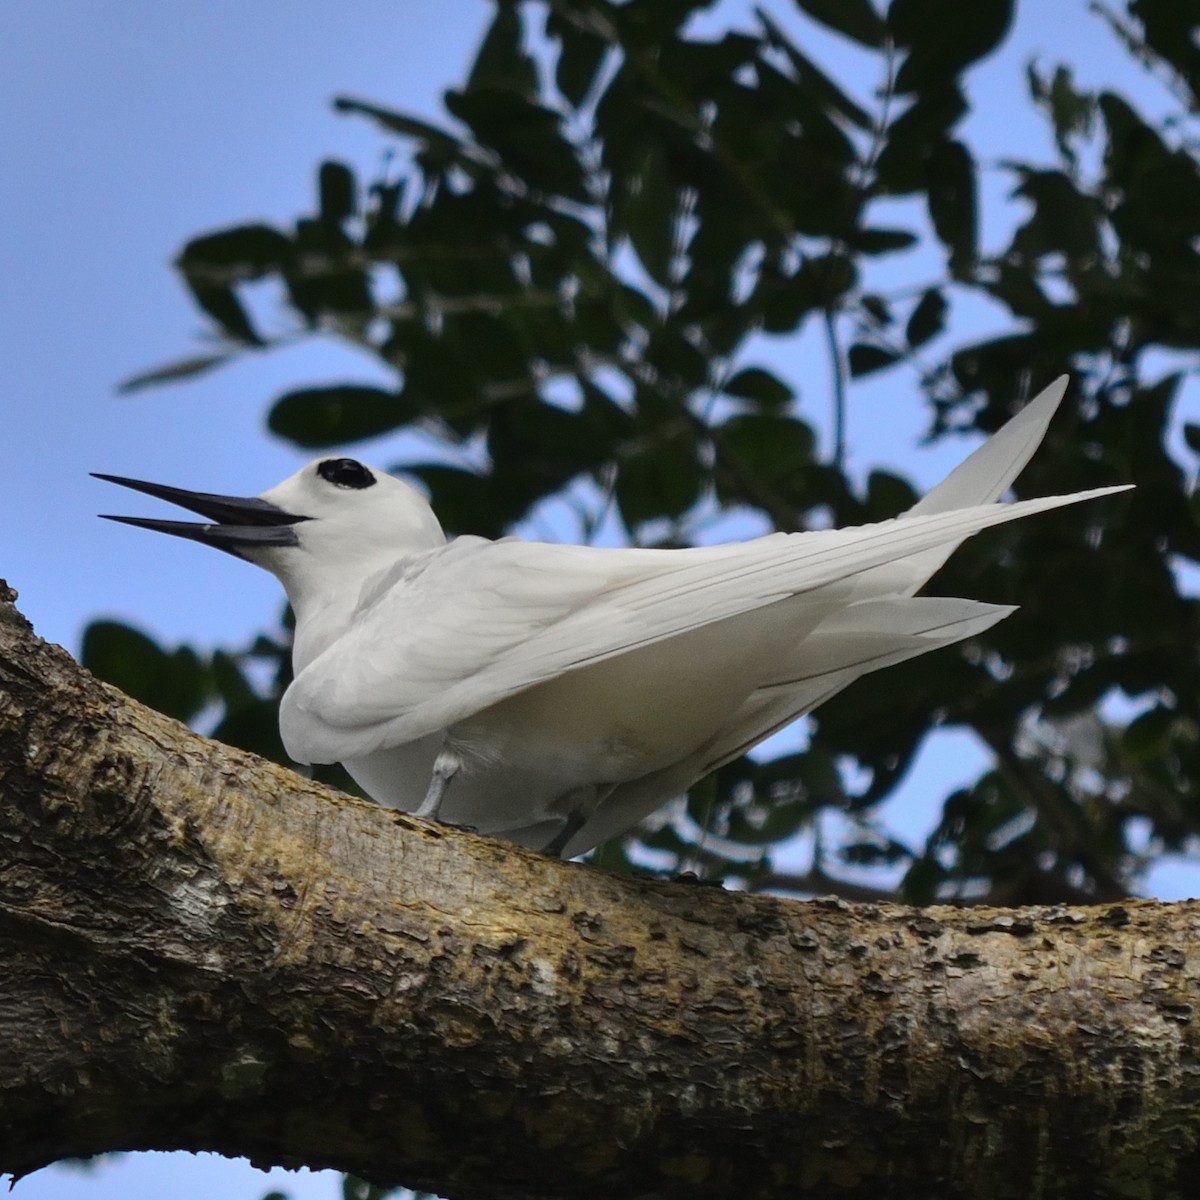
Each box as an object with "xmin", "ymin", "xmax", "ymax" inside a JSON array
[
  {"xmin": 700, "ymin": 595, "xmax": 1015, "ymax": 770},
  {"xmin": 280, "ymin": 486, "xmax": 1126, "ymax": 763},
  {"xmin": 559, "ymin": 596, "xmax": 1016, "ymax": 856}
]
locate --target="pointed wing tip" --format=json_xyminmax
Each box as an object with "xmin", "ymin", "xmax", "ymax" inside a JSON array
[{"xmin": 1027, "ymin": 374, "xmax": 1069, "ymax": 415}]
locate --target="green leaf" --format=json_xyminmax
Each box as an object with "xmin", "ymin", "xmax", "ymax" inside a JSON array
[
  {"xmin": 983, "ymin": 263, "xmax": 1051, "ymax": 321},
  {"xmin": 852, "ymin": 227, "xmax": 919, "ymax": 255},
  {"xmin": 488, "ymin": 397, "xmax": 609, "ymax": 487},
  {"xmin": 177, "ymin": 224, "xmax": 293, "ymax": 281},
  {"xmin": 1010, "ymin": 169, "xmax": 1099, "ymax": 261},
  {"xmin": 728, "ymin": 797, "xmax": 810, "ymax": 846},
  {"xmin": 318, "ymin": 160, "xmax": 356, "ymax": 226},
  {"xmin": 723, "ymin": 367, "xmax": 794, "ymax": 408},
  {"xmin": 793, "ymin": 0, "xmax": 887, "ymax": 48},
  {"xmin": 949, "ymin": 333, "xmax": 1050, "ymax": 396},
  {"xmin": 1184, "ymin": 423, "xmax": 1200, "ymax": 456},
  {"xmin": 268, "ymin": 385, "xmax": 414, "ymax": 449},
  {"xmin": 211, "ymin": 696, "xmax": 288, "ymax": 762},
  {"xmin": 644, "ymin": 325, "xmax": 710, "ymax": 391},
  {"xmin": 756, "ymin": 12, "xmax": 872, "ymax": 129},
  {"xmin": 1129, "ymin": 0, "xmax": 1200, "ymax": 108},
  {"xmin": 613, "ymin": 141, "xmax": 677, "ymax": 287},
  {"xmin": 444, "ymin": 86, "xmax": 589, "ymax": 202},
  {"xmin": 398, "ymin": 334, "xmax": 484, "ymax": 421},
  {"xmin": 905, "ymin": 288, "xmax": 947, "ymax": 347},
  {"xmin": 117, "ymin": 351, "xmax": 238, "ymax": 395},
  {"xmin": 753, "ymin": 254, "xmax": 857, "ymax": 333},
  {"xmin": 184, "ymin": 280, "xmax": 263, "ymax": 346},
  {"xmin": 615, "ymin": 434, "xmax": 702, "ymax": 528},
  {"xmin": 547, "ymin": 8, "xmax": 609, "ymax": 106},
  {"xmin": 609, "ymin": 0, "xmax": 718, "ymax": 46},
  {"xmin": 901, "ymin": 854, "xmax": 947, "ymax": 904},
  {"xmin": 1100, "ymin": 92, "xmax": 1200, "ymax": 256},
  {"xmin": 362, "ymin": 179, "xmax": 405, "ymax": 253},
  {"xmin": 332, "ymin": 96, "xmax": 464, "ymax": 155},
  {"xmin": 467, "ymin": 1, "xmax": 538, "ymax": 97},
  {"xmin": 861, "ymin": 293, "xmax": 892, "ymax": 326},
  {"xmin": 211, "ymin": 650, "xmax": 259, "ymax": 711},
  {"xmin": 848, "ymin": 343, "xmax": 900, "ymax": 377},
  {"xmin": 281, "ymin": 215, "xmax": 373, "ymax": 321},
  {"xmin": 1027, "ymin": 63, "xmax": 1096, "ymax": 166},
  {"xmin": 405, "ymin": 464, "xmax": 502, "ymax": 538},
  {"xmin": 874, "ymin": 86, "xmax": 967, "ymax": 194},
  {"xmin": 890, "ymin": 0, "xmax": 1014, "ymax": 94},
  {"xmin": 717, "ymin": 412, "xmax": 815, "ymax": 496},
  {"xmin": 926, "ymin": 139, "xmax": 977, "ymax": 275},
  {"xmin": 864, "ymin": 469, "xmax": 918, "ymax": 519},
  {"xmin": 81, "ymin": 622, "xmax": 210, "ymax": 723}
]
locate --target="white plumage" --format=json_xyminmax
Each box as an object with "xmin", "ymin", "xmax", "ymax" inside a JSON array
[{"xmin": 98, "ymin": 377, "xmax": 1127, "ymax": 857}]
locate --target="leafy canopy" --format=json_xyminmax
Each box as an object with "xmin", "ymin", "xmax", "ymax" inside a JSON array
[{"xmin": 94, "ymin": 0, "xmax": 1200, "ymax": 904}]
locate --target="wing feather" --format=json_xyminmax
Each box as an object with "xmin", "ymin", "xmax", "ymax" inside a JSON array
[
  {"xmin": 560, "ymin": 596, "xmax": 1015, "ymax": 855},
  {"xmin": 280, "ymin": 485, "xmax": 1125, "ymax": 764}
]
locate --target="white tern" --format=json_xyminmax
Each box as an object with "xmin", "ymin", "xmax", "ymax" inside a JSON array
[{"xmin": 97, "ymin": 376, "xmax": 1127, "ymax": 857}]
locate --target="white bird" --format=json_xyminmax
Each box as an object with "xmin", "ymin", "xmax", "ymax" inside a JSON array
[{"xmin": 97, "ymin": 377, "xmax": 1127, "ymax": 857}]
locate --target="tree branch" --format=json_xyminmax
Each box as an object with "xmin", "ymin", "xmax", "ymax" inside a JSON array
[{"xmin": 2, "ymin": 579, "xmax": 1199, "ymax": 1200}]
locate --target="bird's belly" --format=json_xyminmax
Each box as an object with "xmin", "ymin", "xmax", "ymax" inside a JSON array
[
  {"xmin": 343, "ymin": 736, "xmax": 442, "ymax": 810},
  {"xmin": 344, "ymin": 741, "xmax": 597, "ymax": 844}
]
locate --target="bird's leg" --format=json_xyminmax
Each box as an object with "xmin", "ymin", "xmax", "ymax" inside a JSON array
[
  {"xmin": 416, "ymin": 746, "xmax": 461, "ymax": 822},
  {"xmin": 541, "ymin": 783, "xmax": 617, "ymax": 857},
  {"xmin": 541, "ymin": 810, "xmax": 586, "ymax": 858}
]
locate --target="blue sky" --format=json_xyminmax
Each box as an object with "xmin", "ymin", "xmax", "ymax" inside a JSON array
[{"xmin": 2, "ymin": 3, "xmax": 1195, "ymax": 1198}]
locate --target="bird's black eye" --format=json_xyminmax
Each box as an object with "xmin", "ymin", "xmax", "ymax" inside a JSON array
[{"xmin": 317, "ymin": 458, "xmax": 376, "ymax": 490}]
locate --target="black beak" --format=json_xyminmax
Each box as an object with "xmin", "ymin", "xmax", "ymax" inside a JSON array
[{"xmin": 94, "ymin": 473, "xmax": 309, "ymax": 557}]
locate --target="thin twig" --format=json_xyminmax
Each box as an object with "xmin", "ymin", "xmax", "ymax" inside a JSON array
[{"xmin": 823, "ymin": 308, "xmax": 847, "ymax": 471}]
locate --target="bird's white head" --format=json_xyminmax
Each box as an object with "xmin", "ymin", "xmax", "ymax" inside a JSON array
[
  {"xmin": 96, "ymin": 456, "xmax": 447, "ymax": 617},
  {"xmin": 257, "ymin": 457, "xmax": 447, "ymax": 609}
]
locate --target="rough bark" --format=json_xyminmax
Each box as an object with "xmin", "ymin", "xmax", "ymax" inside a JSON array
[{"xmin": 1, "ymin": 577, "xmax": 1199, "ymax": 1200}]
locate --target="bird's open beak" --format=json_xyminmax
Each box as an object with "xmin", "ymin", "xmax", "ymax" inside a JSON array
[{"xmin": 94, "ymin": 473, "xmax": 309, "ymax": 557}]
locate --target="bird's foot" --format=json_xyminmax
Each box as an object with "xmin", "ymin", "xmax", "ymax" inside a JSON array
[{"xmin": 437, "ymin": 819, "xmax": 478, "ymax": 834}]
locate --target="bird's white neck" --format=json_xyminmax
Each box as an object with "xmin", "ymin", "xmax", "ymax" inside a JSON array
[{"xmin": 289, "ymin": 579, "xmax": 370, "ymax": 675}]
